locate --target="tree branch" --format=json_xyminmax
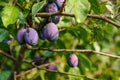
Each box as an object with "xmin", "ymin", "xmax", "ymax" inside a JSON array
[
  {"xmin": 14, "ymin": 0, "xmax": 24, "ymax": 10},
  {"xmin": 88, "ymin": 14, "xmax": 120, "ymax": 28},
  {"xmin": 8, "ymin": 45, "xmax": 27, "ymax": 80},
  {"xmin": 0, "ymin": 50, "xmax": 16, "ymax": 62},
  {"xmin": 60, "ymin": 0, "xmax": 67, "ymax": 12},
  {"xmin": 16, "ymin": 62, "xmax": 97, "ymax": 80},
  {"xmin": 27, "ymin": 47, "xmax": 120, "ymax": 59},
  {"xmin": 36, "ymin": 12, "xmax": 120, "ymax": 28}
]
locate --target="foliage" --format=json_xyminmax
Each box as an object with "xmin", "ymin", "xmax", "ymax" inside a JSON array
[{"xmin": 0, "ymin": 0, "xmax": 120, "ymax": 80}]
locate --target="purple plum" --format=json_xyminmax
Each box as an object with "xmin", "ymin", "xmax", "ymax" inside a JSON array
[
  {"xmin": 67, "ymin": 54, "xmax": 78, "ymax": 67},
  {"xmin": 46, "ymin": 63, "xmax": 57, "ymax": 70},
  {"xmin": 55, "ymin": 0, "xmax": 64, "ymax": 10},
  {"xmin": 24, "ymin": 28, "xmax": 38, "ymax": 46},
  {"xmin": 43, "ymin": 22, "xmax": 59, "ymax": 41},
  {"xmin": 17, "ymin": 28, "xmax": 26, "ymax": 44}
]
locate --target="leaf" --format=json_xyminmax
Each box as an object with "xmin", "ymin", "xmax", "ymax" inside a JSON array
[
  {"xmin": 1, "ymin": 6, "xmax": 19, "ymax": 28},
  {"xmin": 0, "ymin": 42, "xmax": 9, "ymax": 53},
  {"xmin": 77, "ymin": 53, "xmax": 92, "ymax": 69},
  {"xmin": 89, "ymin": 0, "xmax": 100, "ymax": 14},
  {"xmin": 32, "ymin": 1, "xmax": 44, "ymax": 18},
  {"xmin": 68, "ymin": 67, "xmax": 81, "ymax": 80},
  {"xmin": 66, "ymin": 0, "xmax": 90, "ymax": 23},
  {"xmin": 0, "ymin": 71, "xmax": 10, "ymax": 80},
  {"xmin": 0, "ymin": 29, "xmax": 9, "ymax": 42}
]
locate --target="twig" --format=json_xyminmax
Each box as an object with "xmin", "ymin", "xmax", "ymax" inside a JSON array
[
  {"xmin": 60, "ymin": 0, "xmax": 67, "ymax": 12},
  {"xmin": 39, "ymin": 68, "xmax": 96, "ymax": 80},
  {"xmin": 36, "ymin": 12, "xmax": 120, "ymax": 28},
  {"xmin": 14, "ymin": 72, "xmax": 17, "ymax": 80},
  {"xmin": 0, "ymin": 50, "xmax": 16, "ymax": 62},
  {"xmin": 88, "ymin": 14, "xmax": 120, "ymax": 28},
  {"xmin": 13, "ymin": 0, "xmax": 24, "ymax": 10},
  {"xmin": 16, "ymin": 63, "xmax": 51, "ymax": 78},
  {"xmin": 36, "ymin": 12, "xmax": 74, "ymax": 17},
  {"xmin": 114, "ymin": 13, "xmax": 120, "ymax": 18},
  {"xmin": 27, "ymin": 47, "xmax": 120, "ymax": 59},
  {"xmin": 16, "ymin": 63, "xmax": 97, "ymax": 80}
]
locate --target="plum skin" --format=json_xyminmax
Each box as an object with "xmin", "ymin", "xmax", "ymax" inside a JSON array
[
  {"xmin": 33, "ymin": 54, "xmax": 42, "ymax": 65},
  {"xmin": 24, "ymin": 28, "xmax": 39, "ymax": 46},
  {"xmin": 46, "ymin": 63, "xmax": 57, "ymax": 70},
  {"xmin": 55, "ymin": 0, "xmax": 64, "ymax": 10},
  {"xmin": 17, "ymin": 28, "xmax": 26, "ymax": 44},
  {"xmin": 38, "ymin": 27, "xmax": 46, "ymax": 40},
  {"xmin": 67, "ymin": 54, "xmax": 78, "ymax": 67},
  {"xmin": 43, "ymin": 22, "xmax": 59, "ymax": 41}
]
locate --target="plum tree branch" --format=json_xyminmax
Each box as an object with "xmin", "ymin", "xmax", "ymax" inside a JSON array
[
  {"xmin": 16, "ymin": 62, "xmax": 97, "ymax": 80},
  {"xmin": 36, "ymin": 12, "xmax": 120, "ymax": 28},
  {"xmin": 88, "ymin": 14, "xmax": 120, "ymax": 28},
  {"xmin": 13, "ymin": 0, "xmax": 120, "ymax": 28},
  {"xmin": 27, "ymin": 46, "xmax": 120, "ymax": 59},
  {"xmin": 0, "ymin": 50, "xmax": 16, "ymax": 62},
  {"xmin": 60, "ymin": 0, "xmax": 67, "ymax": 12},
  {"xmin": 8, "ymin": 45, "xmax": 27, "ymax": 80}
]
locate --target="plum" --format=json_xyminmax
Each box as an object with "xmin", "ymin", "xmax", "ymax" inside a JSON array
[
  {"xmin": 46, "ymin": 63, "xmax": 57, "ymax": 70},
  {"xmin": 33, "ymin": 54, "xmax": 42, "ymax": 65},
  {"xmin": 24, "ymin": 28, "xmax": 38, "ymax": 46},
  {"xmin": 49, "ymin": 16, "xmax": 60, "ymax": 24},
  {"xmin": 45, "ymin": 2, "xmax": 58, "ymax": 12},
  {"xmin": 67, "ymin": 54, "xmax": 78, "ymax": 67},
  {"xmin": 38, "ymin": 27, "xmax": 46, "ymax": 40},
  {"xmin": 55, "ymin": 0, "xmax": 64, "ymax": 10},
  {"xmin": 45, "ymin": 2, "xmax": 60, "ymax": 24},
  {"xmin": 17, "ymin": 28, "xmax": 26, "ymax": 44},
  {"xmin": 43, "ymin": 22, "xmax": 59, "ymax": 41}
]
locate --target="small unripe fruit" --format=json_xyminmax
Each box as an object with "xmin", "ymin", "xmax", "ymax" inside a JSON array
[
  {"xmin": 46, "ymin": 63, "xmax": 57, "ymax": 70},
  {"xmin": 67, "ymin": 54, "xmax": 78, "ymax": 67},
  {"xmin": 24, "ymin": 28, "xmax": 38, "ymax": 46},
  {"xmin": 43, "ymin": 22, "xmax": 59, "ymax": 41},
  {"xmin": 17, "ymin": 28, "xmax": 26, "ymax": 44}
]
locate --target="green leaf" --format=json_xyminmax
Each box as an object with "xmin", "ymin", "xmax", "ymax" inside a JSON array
[
  {"xmin": 0, "ymin": 71, "xmax": 10, "ymax": 80},
  {"xmin": 0, "ymin": 29, "xmax": 9, "ymax": 42},
  {"xmin": 77, "ymin": 53, "xmax": 92, "ymax": 69},
  {"xmin": 32, "ymin": 1, "xmax": 44, "ymax": 18},
  {"xmin": 0, "ymin": 42, "xmax": 9, "ymax": 53},
  {"xmin": 1, "ymin": 6, "xmax": 19, "ymax": 27},
  {"xmin": 66, "ymin": 0, "xmax": 90, "ymax": 23},
  {"xmin": 89, "ymin": 0, "xmax": 100, "ymax": 14},
  {"xmin": 68, "ymin": 67, "xmax": 81, "ymax": 80}
]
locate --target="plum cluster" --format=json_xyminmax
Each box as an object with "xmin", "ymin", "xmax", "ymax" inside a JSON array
[
  {"xmin": 38, "ymin": 0, "xmax": 64, "ymax": 41},
  {"xmin": 17, "ymin": 0, "xmax": 64, "ymax": 45},
  {"xmin": 41, "ymin": 0, "xmax": 64, "ymax": 24},
  {"xmin": 17, "ymin": 28, "xmax": 38, "ymax": 46}
]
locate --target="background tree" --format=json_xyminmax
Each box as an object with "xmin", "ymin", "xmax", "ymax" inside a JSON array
[{"xmin": 0, "ymin": 0, "xmax": 120, "ymax": 80}]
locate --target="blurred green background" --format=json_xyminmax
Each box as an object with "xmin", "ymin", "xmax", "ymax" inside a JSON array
[{"xmin": 0, "ymin": 0, "xmax": 120, "ymax": 80}]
